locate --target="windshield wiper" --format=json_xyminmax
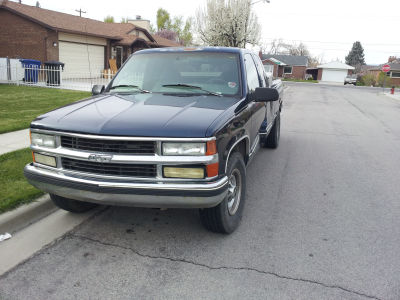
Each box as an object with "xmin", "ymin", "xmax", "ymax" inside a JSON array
[
  {"xmin": 109, "ymin": 85, "xmax": 151, "ymax": 93},
  {"xmin": 162, "ymin": 84, "xmax": 222, "ymax": 97}
]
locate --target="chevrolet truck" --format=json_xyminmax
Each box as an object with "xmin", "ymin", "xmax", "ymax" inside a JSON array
[{"xmin": 24, "ymin": 47, "xmax": 283, "ymax": 234}]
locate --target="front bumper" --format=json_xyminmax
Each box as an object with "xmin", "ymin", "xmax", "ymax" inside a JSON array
[{"xmin": 24, "ymin": 164, "xmax": 228, "ymax": 208}]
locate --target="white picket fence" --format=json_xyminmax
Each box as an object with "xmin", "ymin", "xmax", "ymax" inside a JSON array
[{"xmin": 0, "ymin": 58, "xmax": 114, "ymax": 92}]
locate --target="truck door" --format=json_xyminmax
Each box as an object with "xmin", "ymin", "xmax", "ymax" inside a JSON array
[
  {"xmin": 244, "ymin": 54, "xmax": 266, "ymax": 152},
  {"xmin": 252, "ymin": 54, "xmax": 274, "ymax": 130}
]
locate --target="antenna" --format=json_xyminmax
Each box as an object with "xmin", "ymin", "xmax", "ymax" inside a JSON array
[{"xmin": 75, "ymin": 8, "xmax": 86, "ymax": 17}]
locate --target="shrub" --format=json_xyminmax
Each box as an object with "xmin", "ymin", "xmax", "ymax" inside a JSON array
[
  {"xmin": 377, "ymin": 71, "xmax": 392, "ymax": 87},
  {"xmin": 361, "ymin": 73, "xmax": 376, "ymax": 86}
]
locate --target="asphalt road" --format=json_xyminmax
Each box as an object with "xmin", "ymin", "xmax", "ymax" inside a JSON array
[{"xmin": 1, "ymin": 83, "xmax": 400, "ymax": 300}]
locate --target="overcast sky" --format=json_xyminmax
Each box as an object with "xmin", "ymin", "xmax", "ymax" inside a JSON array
[{"xmin": 19, "ymin": 0, "xmax": 400, "ymax": 64}]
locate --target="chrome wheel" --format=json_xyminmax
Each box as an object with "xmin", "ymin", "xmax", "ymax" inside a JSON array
[{"xmin": 227, "ymin": 169, "xmax": 242, "ymax": 216}]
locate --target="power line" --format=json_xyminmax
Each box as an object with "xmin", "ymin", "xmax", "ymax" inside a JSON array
[
  {"xmin": 263, "ymin": 37, "xmax": 400, "ymax": 47},
  {"xmin": 75, "ymin": 8, "xmax": 86, "ymax": 17}
]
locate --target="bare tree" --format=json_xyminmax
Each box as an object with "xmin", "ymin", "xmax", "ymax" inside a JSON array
[{"xmin": 196, "ymin": 0, "xmax": 261, "ymax": 48}]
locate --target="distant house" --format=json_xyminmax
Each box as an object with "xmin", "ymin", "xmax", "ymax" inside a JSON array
[
  {"xmin": 259, "ymin": 53, "xmax": 308, "ymax": 80},
  {"xmin": 0, "ymin": 1, "xmax": 180, "ymax": 77},
  {"xmin": 367, "ymin": 62, "xmax": 400, "ymax": 86},
  {"xmin": 315, "ymin": 62, "xmax": 354, "ymax": 83}
]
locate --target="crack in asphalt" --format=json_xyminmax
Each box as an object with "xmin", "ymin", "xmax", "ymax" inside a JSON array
[{"xmin": 72, "ymin": 234, "xmax": 382, "ymax": 300}]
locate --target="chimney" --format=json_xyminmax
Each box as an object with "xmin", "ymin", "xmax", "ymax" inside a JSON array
[{"xmin": 128, "ymin": 16, "xmax": 151, "ymax": 32}]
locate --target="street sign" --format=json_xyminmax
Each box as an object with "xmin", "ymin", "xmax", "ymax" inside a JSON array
[{"xmin": 382, "ymin": 64, "xmax": 391, "ymax": 72}]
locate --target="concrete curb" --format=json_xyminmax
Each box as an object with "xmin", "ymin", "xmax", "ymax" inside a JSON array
[{"xmin": 0, "ymin": 194, "xmax": 57, "ymax": 234}]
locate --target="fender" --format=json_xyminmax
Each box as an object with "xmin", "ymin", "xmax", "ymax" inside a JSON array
[{"xmin": 223, "ymin": 132, "xmax": 250, "ymax": 173}]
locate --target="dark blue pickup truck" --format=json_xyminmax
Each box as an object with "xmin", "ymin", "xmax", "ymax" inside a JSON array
[{"xmin": 24, "ymin": 47, "xmax": 283, "ymax": 233}]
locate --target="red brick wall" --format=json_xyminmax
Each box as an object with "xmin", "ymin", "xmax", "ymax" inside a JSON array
[
  {"xmin": 282, "ymin": 66, "xmax": 306, "ymax": 79},
  {"xmin": 0, "ymin": 9, "xmax": 58, "ymax": 62},
  {"xmin": 317, "ymin": 69, "xmax": 323, "ymax": 80}
]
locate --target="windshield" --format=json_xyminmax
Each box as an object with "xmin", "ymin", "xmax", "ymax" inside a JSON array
[{"xmin": 109, "ymin": 52, "xmax": 241, "ymax": 96}]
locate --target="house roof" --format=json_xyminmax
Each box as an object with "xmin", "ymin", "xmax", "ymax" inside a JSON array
[
  {"xmin": 0, "ymin": 0, "xmax": 135, "ymax": 39},
  {"xmin": 261, "ymin": 54, "xmax": 308, "ymax": 66},
  {"xmin": 317, "ymin": 61, "xmax": 355, "ymax": 70},
  {"xmin": 0, "ymin": 0, "xmax": 180, "ymax": 47},
  {"xmin": 369, "ymin": 62, "xmax": 400, "ymax": 71},
  {"xmin": 152, "ymin": 35, "xmax": 182, "ymax": 47}
]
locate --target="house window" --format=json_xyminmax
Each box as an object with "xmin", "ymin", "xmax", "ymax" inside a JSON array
[
  {"xmin": 283, "ymin": 66, "xmax": 292, "ymax": 74},
  {"xmin": 391, "ymin": 71, "xmax": 400, "ymax": 78}
]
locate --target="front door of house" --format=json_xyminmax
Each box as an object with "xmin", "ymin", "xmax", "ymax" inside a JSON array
[{"xmin": 116, "ymin": 47, "xmax": 123, "ymax": 69}]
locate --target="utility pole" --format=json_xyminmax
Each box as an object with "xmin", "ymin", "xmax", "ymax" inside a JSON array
[{"xmin": 75, "ymin": 8, "xmax": 86, "ymax": 17}]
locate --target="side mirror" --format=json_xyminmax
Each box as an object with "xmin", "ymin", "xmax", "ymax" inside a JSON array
[
  {"xmin": 254, "ymin": 87, "xmax": 279, "ymax": 102},
  {"xmin": 92, "ymin": 85, "xmax": 105, "ymax": 96}
]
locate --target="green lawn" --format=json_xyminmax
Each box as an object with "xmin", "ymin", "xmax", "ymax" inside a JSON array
[
  {"xmin": 0, "ymin": 85, "xmax": 90, "ymax": 134},
  {"xmin": 0, "ymin": 148, "xmax": 43, "ymax": 213},
  {"xmin": 282, "ymin": 78, "xmax": 319, "ymax": 83}
]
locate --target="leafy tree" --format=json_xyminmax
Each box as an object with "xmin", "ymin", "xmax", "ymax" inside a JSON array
[
  {"xmin": 195, "ymin": 0, "xmax": 261, "ymax": 48},
  {"xmin": 104, "ymin": 15, "xmax": 115, "ymax": 23},
  {"xmin": 156, "ymin": 8, "xmax": 171, "ymax": 31},
  {"xmin": 120, "ymin": 17, "xmax": 128, "ymax": 23},
  {"xmin": 155, "ymin": 8, "xmax": 193, "ymax": 46},
  {"xmin": 345, "ymin": 41, "xmax": 365, "ymax": 72}
]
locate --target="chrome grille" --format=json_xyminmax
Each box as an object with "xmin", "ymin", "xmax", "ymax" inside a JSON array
[
  {"xmin": 61, "ymin": 136, "xmax": 156, "ymax": 154},
  {"xmin": 61, "ymin": 158, "xmax": 157, "ymax": 178}
]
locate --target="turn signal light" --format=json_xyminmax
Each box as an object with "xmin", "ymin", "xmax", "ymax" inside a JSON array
[
  {"xmin": 206, "ymin": 163, "xmax": 219, "ymax": 178},
  {"xmin": 206, "ymin": 140, "xmax": 217, "ymax": 156}
]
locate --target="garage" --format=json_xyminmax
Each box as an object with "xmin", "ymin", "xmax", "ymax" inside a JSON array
[
  {"xmin": 59, "ymin": 41, "xmax": 105, "ymax": 78},
  {"xmin": 321, "ymin": 69, "xmax": 348, "ymax": 82},
  {"xmin": 318, "ymin": 61, "xmax": 354, "ymax": 83}
]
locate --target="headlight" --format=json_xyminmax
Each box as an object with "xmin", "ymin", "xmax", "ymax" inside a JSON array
[
  {"xmin": 31, "ymin": 132, "xmax": 56, "ymax": 148},
  {"xmin": 162, "ymin": 142, "xmax": 206, "ymax": 156}
]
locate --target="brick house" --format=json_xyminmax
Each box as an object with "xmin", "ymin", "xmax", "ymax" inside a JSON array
[
  {"xmin": 259, "ymin": 53, "xmax": 308, "ymax": 79},
  {"xmin": 367, "ymin": 62, "xmax": 400, "ymax": 86},
  {"xmin": 0, "ymin": 0, "xmax": 179, "ymax": 77}
]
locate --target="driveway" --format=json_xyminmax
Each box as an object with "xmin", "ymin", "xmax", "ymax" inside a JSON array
[{"xmin": 1, "ymin": 83, "xmax": 399, "ymax": 300}]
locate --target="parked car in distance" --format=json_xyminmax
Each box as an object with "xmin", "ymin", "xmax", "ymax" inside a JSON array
[
  {"xmin": 24, "ymin": 47, "xmax": 283, "ymax": 234},
  {"xmin": 344, "ymin": 74, "xmax": 357, "ymax": 85}
]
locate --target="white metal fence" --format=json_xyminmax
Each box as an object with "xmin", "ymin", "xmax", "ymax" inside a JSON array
[{"xmin": 0, "ymin": 58, "xmax": 114, "ymax": 92}]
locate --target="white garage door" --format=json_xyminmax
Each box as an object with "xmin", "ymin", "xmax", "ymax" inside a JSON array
[
  {"xmin": 59, "ymin": 41, "xmax": 104, "ymax": 78},
  {"xmin": 321, "ymin": 69, "xmax": 347, "ymax": 82}
]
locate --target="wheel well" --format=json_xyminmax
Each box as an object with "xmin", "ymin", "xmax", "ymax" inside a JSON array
[{"xmin": 231, "ymin": 139, "xmax": 248, "ymax": 165}]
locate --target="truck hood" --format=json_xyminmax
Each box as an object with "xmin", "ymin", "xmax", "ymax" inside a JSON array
[{"xmin": 31, "ymin": 93, "xmax": 238, "ymax": 137}]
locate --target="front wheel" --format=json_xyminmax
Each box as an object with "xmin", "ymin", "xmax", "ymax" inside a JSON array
[
  {"xmin": 50, "ymin": 194, "xmax": 97, "ymax": 213},
  {"xmin": 199, "ymin": 152, "xmax": 246, "ymax": 234}
]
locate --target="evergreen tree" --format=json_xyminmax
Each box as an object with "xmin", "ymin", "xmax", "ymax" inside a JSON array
[{"xmin": 345, "ymin": 41, "xmax": 366, "ymax": 69}]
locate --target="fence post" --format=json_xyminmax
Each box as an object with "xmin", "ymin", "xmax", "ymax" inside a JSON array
[{"xmin": 16, "ymin": 63, "xmax": 20, "ymax": 86}]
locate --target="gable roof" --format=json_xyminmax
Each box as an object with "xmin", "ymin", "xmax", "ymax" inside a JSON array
[
  {"xmin": 0, "ymin": 0, "xmax": 139, "ymax": 39},
  {"xmin": 317, "ymin": 61, "xmax": 354, "ymax": 70},
  {"xmin": 152, "ymin": 35, "xmax": 182, "ymax": 47},
  {"xmin": 261, "ymin": 54, "xmax": 308, "ymax": 66}
]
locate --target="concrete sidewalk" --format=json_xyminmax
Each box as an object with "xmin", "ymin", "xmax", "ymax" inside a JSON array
[{"xmin": 0, "ymin": 129, "xmax": 30, "ymax": 155}]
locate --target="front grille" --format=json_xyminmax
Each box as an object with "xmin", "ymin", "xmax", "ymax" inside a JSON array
[
  {"xmin": 61, "ymin": 158, "xmax": 157, "ymax": 178},
  {"xmin": 61, "ymin": 136, "xmax": 156, "ymax": 155}
]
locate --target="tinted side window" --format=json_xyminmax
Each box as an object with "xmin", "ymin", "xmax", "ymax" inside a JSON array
[
  {"xmin": 244, "ymin": 54, "xmax": 260, "ymax": 92},
  {"xmin": 252, "ymin": 54, "xmax": 267, "ymax": 87}
]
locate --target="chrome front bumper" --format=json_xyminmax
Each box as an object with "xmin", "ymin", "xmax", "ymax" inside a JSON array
[{"xmin": 24, "ymin": 164, "xmax": 229, "ymax": 208}]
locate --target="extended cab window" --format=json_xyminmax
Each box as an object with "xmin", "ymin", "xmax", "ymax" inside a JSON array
[
  {"xmin": 110, "ymin": 52, "xmax": 241, "ymax": 96},
  {"xmin": 244, "ymin": 54, "xmax": 261, "ymax": 92}
]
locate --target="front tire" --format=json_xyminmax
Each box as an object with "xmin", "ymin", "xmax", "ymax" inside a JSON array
[
  {"xmin": 199, "ymin": 152, "xmax": 246, "ymax": 234},
  {"xmin": 50, "ymin": 194, "xmax": 97, "ymax": 213}
]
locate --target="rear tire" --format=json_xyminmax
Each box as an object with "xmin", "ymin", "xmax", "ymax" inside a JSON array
[
  {"xmin": 50, "ymin": 194, "xmax": 97, "ymax": 213},
  {"xmin": 199, "ymin": 152, "xmax": 246, "ymax": 234},
  {"xmin": 262, "ymin": 113, "xmax": 280, "ymax": 149}
]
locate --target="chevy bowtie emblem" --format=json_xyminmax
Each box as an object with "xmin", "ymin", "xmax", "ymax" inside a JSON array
[{"xmin": 88, "ymin": 154, "xmax": 113, "ymax": 163}]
